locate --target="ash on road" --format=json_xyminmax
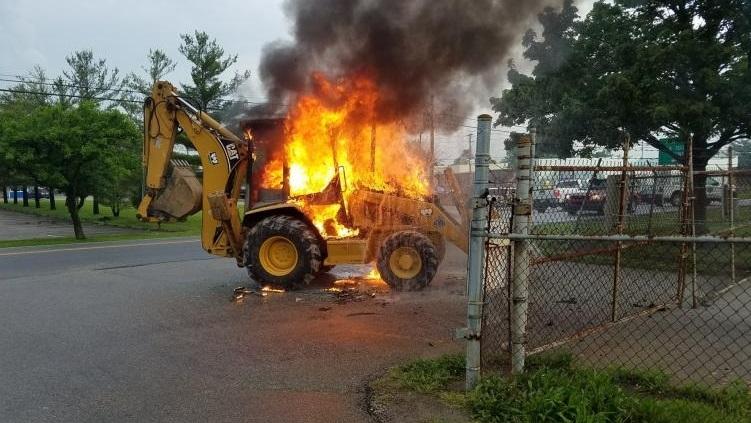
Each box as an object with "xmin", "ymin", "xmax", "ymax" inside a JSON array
[{"xmin": 0, "ymin": 238, "xmax": 467, "ymax": 423}]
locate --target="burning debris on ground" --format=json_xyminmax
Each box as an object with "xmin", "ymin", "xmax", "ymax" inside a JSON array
[{"xmin": 231, "ymin": 269, "xmax": 390, "ymax": 304}]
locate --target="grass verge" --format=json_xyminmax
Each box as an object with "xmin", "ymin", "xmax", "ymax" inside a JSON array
[
  {"xmin": 0, "ymin": 199, "xmax": 202, "ymax": 232},
  {"xmin": 376, "ymin": 352, "xmax": 751, "ymax": 423},
  {"xmin": 0, "ymin": 199, "xmax": 201, "ymax": 247},
  {"xmin": 0, "ymin": 232, "xmax": 195, "ymax": 249}
]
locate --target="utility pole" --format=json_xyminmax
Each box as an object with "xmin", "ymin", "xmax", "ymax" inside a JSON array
[{"xmin": 468, "ymin": 133, "xmax": 473, "ymax": 158}]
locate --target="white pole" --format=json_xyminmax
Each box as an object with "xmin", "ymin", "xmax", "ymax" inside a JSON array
[
  {"xmin": 511, "ymin": 129, "xmax": 535, "ymax": 374},
  {"xmin": 465, "ymin": 114, "xmax": 492, "ymax": 390}
]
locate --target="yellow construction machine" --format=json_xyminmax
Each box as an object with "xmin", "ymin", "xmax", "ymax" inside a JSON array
[{"xmin": 138, "ymin": 81, "xmax": 468, "ymax": 290}]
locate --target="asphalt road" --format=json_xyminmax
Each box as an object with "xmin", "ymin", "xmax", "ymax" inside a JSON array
[{"xmin": 0, "ymin": 238, "xmax": 467, "ymax": 423}]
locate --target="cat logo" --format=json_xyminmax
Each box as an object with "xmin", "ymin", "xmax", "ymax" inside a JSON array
[
  {"xmin": 225, "ymin": 143, "xmax": 239, "ymax": 161},
  {"xmin": 209, "ymin": 152, "xmax": 219, "ymax": 165}
]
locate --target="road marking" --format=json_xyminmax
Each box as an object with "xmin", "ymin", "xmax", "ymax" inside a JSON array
[
  {"xmin": 0, "ymin": 239, "xmax": 199, "ymax": 257},
  {"xmin": 95, "ymin": 256, "xmax": 217, "ymax": 270}
]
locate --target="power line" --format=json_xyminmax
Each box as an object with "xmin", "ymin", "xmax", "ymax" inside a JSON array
[
  {"xmin": 0, "ymin": 74, "xmax": 287, "ymax": 109},
  {"xmin": 0, "ymin": 87, "xmax": 144, "ymax": 104},
  {"xmin": 0, "ymin": 77, "xmax": 147, "ymax": 97}
]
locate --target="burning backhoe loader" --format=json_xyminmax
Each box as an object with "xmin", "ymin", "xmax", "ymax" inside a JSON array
[{"xmin": 138, "ymin": 80, "xmax": 468, "ymax": 290}]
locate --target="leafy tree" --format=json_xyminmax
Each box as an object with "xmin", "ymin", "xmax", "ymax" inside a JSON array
[
  {"xmin": 178, "ymin": 30, "xmax": 250, "ymax": 111},
  {"xmin": 3, "ymin": 66, "xmax": 54, "ymax": 106},
  {"xmin": 494, "ymin": 0, "xmax": 751, "ymax": 231},
  {"xmin": 122, "ymin": 49, "xmax": 177, "ymax": 119},
  {"xmin": 0, "ymin": 77, "xmax": 62, "ymax": 209},
  {"xmin": 6, "ymin": 102, "xmax": 139, "ymax": 238},
  {"xmin": 494, "ymin": 0, "xmax": 580, "ymax": 160},
  {"xmin": 61, "ymin": 49, "xmax": 121, "ymax": 105},
  {"xmin": 60, "ymin": 50, "xmax": 125, "ymax": 214},
  {"xmin": 127, "ymin": 48, "xmax": 177, "ymax": 93}
]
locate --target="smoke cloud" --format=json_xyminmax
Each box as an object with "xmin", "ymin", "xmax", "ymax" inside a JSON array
[{"xmin": 258, "ymin": 0, "xmax": 551, "ymax": 130}]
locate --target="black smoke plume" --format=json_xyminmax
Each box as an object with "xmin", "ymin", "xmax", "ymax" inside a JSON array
[{"xmin": 259, "ymin": 0, "xmax": 551, "ymax": 130}]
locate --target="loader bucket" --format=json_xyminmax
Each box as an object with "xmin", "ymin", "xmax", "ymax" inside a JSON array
[{"xmin": 150, "ymin": 161, "xmax": 202, "ymax": 219}]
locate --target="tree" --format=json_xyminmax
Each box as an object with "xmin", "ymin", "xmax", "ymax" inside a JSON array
[
  {"xmin": 0, "ymin": 73, "xmax": 62, "ymax": 210},
  {"xmin": 7, "ymin": 102, "xmax": 139, "ymax": 238},
  {"xmin": 122, "ymin": 49, "xmax": 177, "ymax": 118},
  {"xmin": 494, "ymin": 0, "xmax": 580, "ymax": 159},
  {"xmin": 178, "ymin": 31, "xmax": 250, "ymax": 111},
  {"xmin": 61, "ymin": 50, "xmax": 121, "ymax": 105},
  {"xmin": 60, "ymin": 50, "xmax": 125, "ymax": 214},
  {"xmin": 494, "ymin": 0, "xmax": 751, "ymax": 232}
]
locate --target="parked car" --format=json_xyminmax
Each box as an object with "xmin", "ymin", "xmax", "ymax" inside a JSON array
[
  {"xmin": 660, "ymin": 177, "xmax": 723, "ymax": 207},
  {"xmin": 564, "ymin": 178, "xmax": 638, "ymax": 215},
  {"xmin": 552, "ymin": 179, "xmax": 585, "ymax": 205},
  {"xmin": 632, "ymin": 176, "xmax": 664, "ymax": 207},
  {"xmin": 533, "ymin": 187, "xmax": 558, "ymax": 213}
]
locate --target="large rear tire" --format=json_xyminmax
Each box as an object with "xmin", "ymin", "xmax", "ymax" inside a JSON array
[
  {"xmin": 244, "ymin": 215, "xmax": 322, "ymax": 290},
  {"xmin": 376, "ymin": 231, "xmax": 439, "ymax": 291}
]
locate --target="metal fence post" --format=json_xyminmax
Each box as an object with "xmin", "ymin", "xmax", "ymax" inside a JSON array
[
  {"xmin": 511, "ymin": 129, "xmax": 535, "ymax": 374},
  {"xmin": 465, "ymin": 114, "xmax": 491, "ymax": 390},
  {"xmin": 729, "ymin": 146, "xmax": 736, "ymax": 284}
]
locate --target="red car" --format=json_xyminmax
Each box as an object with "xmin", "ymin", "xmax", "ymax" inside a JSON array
[{"xmin": 564, "ymin": 179, "xmax": 638, "ymax": 215}]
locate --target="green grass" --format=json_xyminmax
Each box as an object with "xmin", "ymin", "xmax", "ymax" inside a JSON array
[
  {"xmin": 530, "ymin": 205, "xmax": 751, "ymax": 277},
  {"xmin": 0, "ymin": 232, "xmax": 195, "ymax": 248},
  {"xmin": 534, "ymin": 205, "xmax": 751, "ymax": 238},
  {"xmin": 383, "ymin": 352, "xmax": 751, "ymax": 423},
  {"xmin": 388, "ymin": 354, "xmax": 465, "ymax": 394},
  {"xmin": 0, "ymin": 198, "xmax": 202, "ymax": 247}
]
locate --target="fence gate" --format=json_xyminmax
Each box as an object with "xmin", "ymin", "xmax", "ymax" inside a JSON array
[{"xmin": 479, "ymin": 136, "xmax": 751, "ymax": 386}]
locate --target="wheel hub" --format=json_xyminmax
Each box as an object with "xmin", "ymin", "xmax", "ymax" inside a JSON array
[
  {"xmin": 389, "ymin": 246, "xmax": 422, "ymax": 279},
  {"xmin": 259, "ymin": 236, "xmax": 298, "ymax": 276}
]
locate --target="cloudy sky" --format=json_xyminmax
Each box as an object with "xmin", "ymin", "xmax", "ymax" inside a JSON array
[
  {"xmin": 0, "ymin": 0, "xmax": 596, "ymax": 161},
  {"xmin": 0, "ymin": 0, "xmax": 289, "ymax": 100}
]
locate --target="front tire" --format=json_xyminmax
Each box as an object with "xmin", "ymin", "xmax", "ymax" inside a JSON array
[
  {"xmin": 376, "ymin": 231, "xmax": 439, "ymax": 291},
  {"xmin": 244, "ymin": 215, "xmax": 322, "ymax": 290}
]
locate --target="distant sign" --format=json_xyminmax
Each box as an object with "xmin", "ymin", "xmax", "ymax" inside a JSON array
[{"xmin": 658, "ymin": 138, "xmax": 684, "ymax": 165}]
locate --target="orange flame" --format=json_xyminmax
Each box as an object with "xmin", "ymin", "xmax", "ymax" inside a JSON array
[{"xmin": 260, "ymin": 73, "xmax": 431, "ymax": 238}]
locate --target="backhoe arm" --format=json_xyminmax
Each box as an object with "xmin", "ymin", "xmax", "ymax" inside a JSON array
[{"xmin": 137, "ymin": 81, "xmax": 249, "ymax": 262}]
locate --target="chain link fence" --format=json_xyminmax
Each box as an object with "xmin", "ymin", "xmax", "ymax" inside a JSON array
[{"xmin": 480, "ymin": 151, "xmax": 751, "ymax": 385}]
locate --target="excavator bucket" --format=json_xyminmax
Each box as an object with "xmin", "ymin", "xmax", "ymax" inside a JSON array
[{"xmin": 150, "ymin": 160, "xmax": 202, "ymax": 220}]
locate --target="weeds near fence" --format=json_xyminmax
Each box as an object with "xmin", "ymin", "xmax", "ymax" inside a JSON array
[
  {"xmin": 469, "ymin": 352, "xmax": 751, "ymax": 423},
  {"xmin": 379, "ymin": 353, "xmax": 751, "ymax": 423},
  {"xmin": 388, "ymin": 354, "xmax": 465, "ymax": 394}
]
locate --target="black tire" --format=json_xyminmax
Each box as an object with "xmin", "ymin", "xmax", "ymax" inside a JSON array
[
  {"xmin": 670, "ymin": 191, "xmax": 682, "ymax": 207},
  {"xmin": 244, "ymin": 215, "xmax": 322, "ymax": 290},
  {"xmin": 376, "ymin": 231, "xmax": 439, "ymax": 291},
  {"xmin": 426, "ymin": 232, "xmax": 446, "ymax": 263}
]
